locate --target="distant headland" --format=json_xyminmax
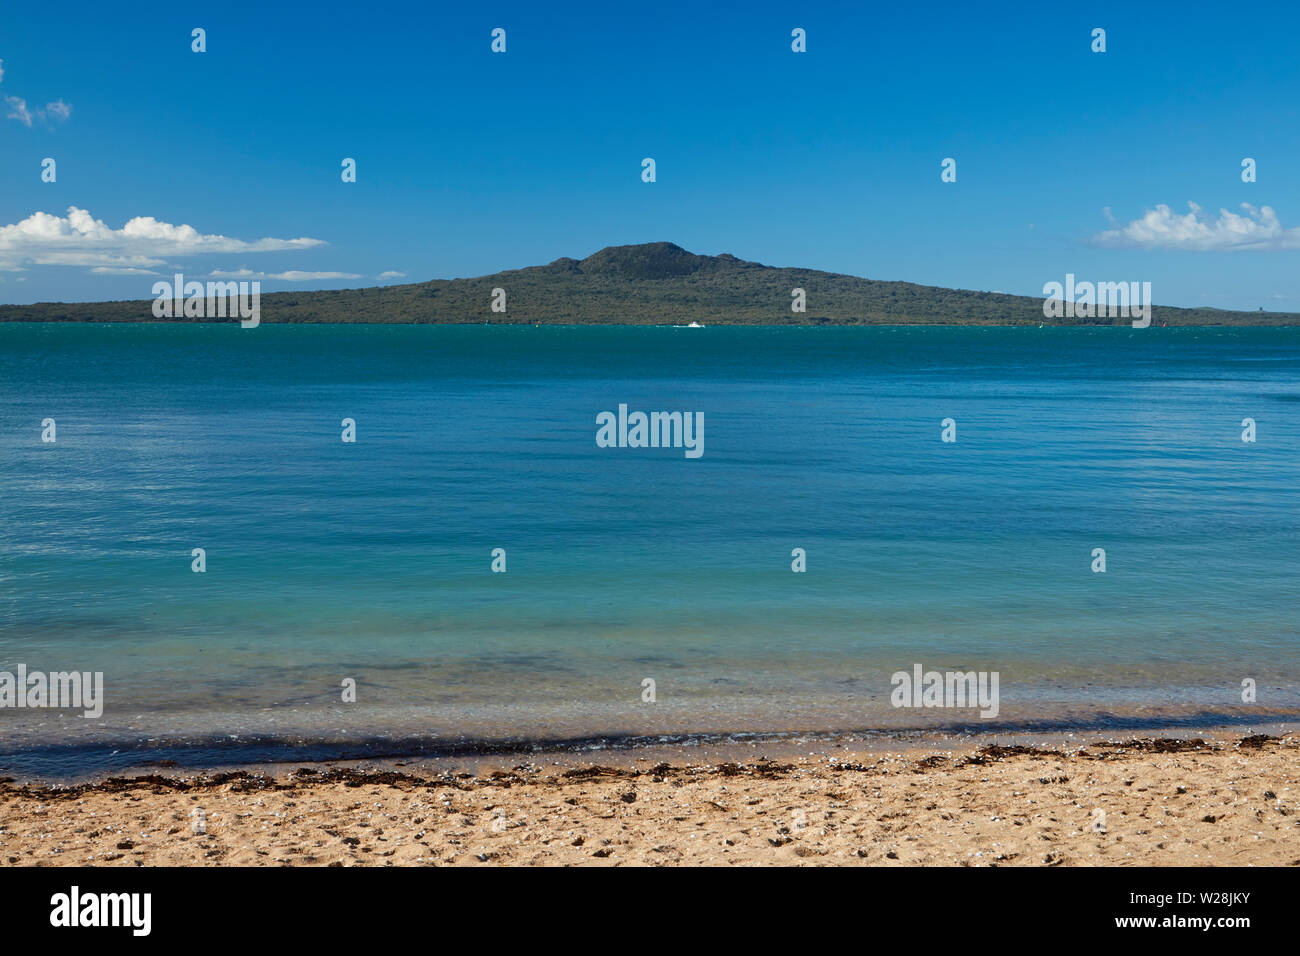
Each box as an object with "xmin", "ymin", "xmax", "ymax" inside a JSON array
[{"xmin": 1, "ymin": 242, "xmax": 1295, "ymax": 326}]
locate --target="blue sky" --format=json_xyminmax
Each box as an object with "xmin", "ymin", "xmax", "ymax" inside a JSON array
[{"xmin": 2, "ymin": 0, "xmax": 1298, "ymax": 310}]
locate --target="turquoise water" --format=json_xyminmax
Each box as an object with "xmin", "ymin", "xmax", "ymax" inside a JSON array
[{"xmin": 1, "ymin": 323, "xmax": 1297, "ymax": 776}]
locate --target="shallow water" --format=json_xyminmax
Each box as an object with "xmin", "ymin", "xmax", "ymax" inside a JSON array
[{"xmin": 1, "ymin": 323, "xmax": 1297, "ymax": 777}]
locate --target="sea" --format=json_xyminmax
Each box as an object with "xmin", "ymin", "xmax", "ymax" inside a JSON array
[{"xmin": 1, "ymin": 323, "xmax": 1297, "ymax": 778}]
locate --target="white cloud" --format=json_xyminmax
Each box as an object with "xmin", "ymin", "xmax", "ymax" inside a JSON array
[
  {"xmin": 209, "ymin": 268, "xmax": 361, "ymax": 281},
  {"xmin": 377, "ymin": 270, "xmax": 406, "ymax": 279},
  {"xmin": 274, "ymin": 270, "xmax": 361, "ymax": 281},
  {"xmin": 0, "ymin": 206, "xmax": 326, "ymax": 271},
  {"xmin": 1094, "ymin": 202, "xmax": 1300, "ymax": 250},
  {"xmin": 4, "ymin": 94, "xmax": 70, "ymax": 126},
  {"xmin": 90, "ymin": 266, "xmax": 161, "ymax": 276},
  {"xmin": 5, "ymin": 95, "xmax": 32, "ymax": 126},
  {"xmin": 1, "ymin": 60, "xmax": 71, "ymax": 125}
]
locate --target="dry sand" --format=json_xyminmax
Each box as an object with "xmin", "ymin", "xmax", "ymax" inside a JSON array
[{"xmin": 2, "ymin": 732, "xmax": 1296, "ymax": 866}]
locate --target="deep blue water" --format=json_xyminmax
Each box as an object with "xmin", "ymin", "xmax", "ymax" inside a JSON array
[{"xmin": 1, "ymin": 323, "xmax": 1297, "ymax": 776}]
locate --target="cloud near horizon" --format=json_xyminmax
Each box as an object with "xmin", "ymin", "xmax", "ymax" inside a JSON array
[
  {"xmin": 1094, "ymin": 202, "xmax": 1300, "ymax": 250},
  {"xmin": 209, "ymin": 268, "xmax": 362, "ymax": 282},
  {"xmin": 0, "ymin": 207, "xmax": 325, "ymax": 272}
]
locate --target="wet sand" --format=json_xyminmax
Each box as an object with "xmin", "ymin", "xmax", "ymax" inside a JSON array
[{"xmin": 1, "ymin": 731, "xmax": 1296, "ymax": 866}]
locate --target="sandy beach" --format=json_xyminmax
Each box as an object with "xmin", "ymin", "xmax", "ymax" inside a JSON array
[{"xmin": 1, "ymin": 731, "xmax": 1295, "ymax": 866}]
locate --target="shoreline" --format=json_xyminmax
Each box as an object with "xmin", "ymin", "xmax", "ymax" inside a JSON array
[
  {"xmin": 3, "ymin": 717, "xmax": 1297, "ymax": 787},
  {"xmin": 2, "ymin": 730, "xmax": 1294, "ymax": 866}
]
